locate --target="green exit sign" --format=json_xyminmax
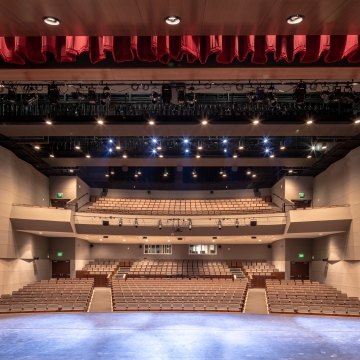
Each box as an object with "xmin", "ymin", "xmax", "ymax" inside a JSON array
[
  {"xmin": 298, "ymin": 253, "xmax": 305, "ymax": 259},
  {"xmin": 57, "ymin": 192, "xmax": 63, "ymax": 199},
  {"xmin": 57, "ymin": 252, "xmax": 63, "ymax": 257},
  {"xmin": 299, "ymin": 192, "xmax": 305, "ymax": 199}
]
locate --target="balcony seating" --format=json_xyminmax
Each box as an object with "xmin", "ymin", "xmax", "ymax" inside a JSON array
[
  {"xmin": 127, "ymin": 260, "xmax": 232, "ymax": 279},
  {"xmin": 82, "ymin": 259, "xmax": 120, "ymax": 276},
  {"xmin": 85, "ymin": 197, "xmax": 280, "ymax": 216}
]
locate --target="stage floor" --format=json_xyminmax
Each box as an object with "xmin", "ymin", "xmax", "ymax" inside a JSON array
[{"xmin": 0, "ymin": 312, "xmax": 359, "ymax": 360}]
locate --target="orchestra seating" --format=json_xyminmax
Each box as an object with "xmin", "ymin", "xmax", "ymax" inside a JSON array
[
  {"xmin": 85, "ymin": 197, "xmax": 280, "ymax": 215},
  {"xmin": 112, "ymin": 278, "xmax": 248, "ymax": 312},
  {"xmin": 0, "ymin": 278, "xmax": 94, "ymax": 313},
  {"xmin": 127, "ymin": 260, "xmax": 232, "ymax": 278},
  {"xmin": 82, "ymin": 259, "xmax": 120, "ymax": 275},
  {"xmin": 242, "ymin": 261, "xmax": 279, "ymax": 276},
  {"xmin": 266, "ymin": 279, "xmax": 360, "ymax": 316}
]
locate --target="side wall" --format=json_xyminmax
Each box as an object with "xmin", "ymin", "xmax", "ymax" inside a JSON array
[
  {"xmin": 311, "ymin": 146, "xmax": 360, "ymax": 297},
  {"xmin": 0, "ymin": 146, "xmax": 51, "ymax": 295}
]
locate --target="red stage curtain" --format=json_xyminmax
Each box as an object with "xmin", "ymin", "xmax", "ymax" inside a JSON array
[{"xmin": 0, "ymin": 35, "xmax": 359, "ymax": 65}]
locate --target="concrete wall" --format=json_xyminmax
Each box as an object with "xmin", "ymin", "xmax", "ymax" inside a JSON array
[
  {"xmin": 49, "ymin": 176, "xmax": 77, "ymax": 200},
  {"xmin": 271, "ymin": 239, "xmax": 286, "ymax": 272},
  {"xmin": 311, "ymin": 146, "xmax": 360, "ymax": 297},
  {"xmin": 75, "ymin": 238, "xmax": 91, "ymax": 272},
  {"xmin": 0, "ymin": 146, "xmax": 51, "ymax": 295},
  {"xmin": 285, "ymin": 176, "xmax": 313, "ymax": 201},
  {"xmin": 90, "ymin": 243, "xmax": 272, "ymax": 261}
]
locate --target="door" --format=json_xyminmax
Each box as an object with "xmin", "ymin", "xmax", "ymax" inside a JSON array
[
  {"xmin": 52, "ymin": 260, "xmax": 71, "ymax": 278},
  {"xmin": 290, "ymin": 261, "xmax": 309, "ymax": 280}
]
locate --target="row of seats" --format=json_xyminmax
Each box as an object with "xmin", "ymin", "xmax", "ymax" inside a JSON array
[
  {"xmin": 266, "ymin": 279, "xmax": 360, "ymax": 316},
  {"xmin": 0, "ymin": 278, "xmax": 94, "ymax": 313},
  {"xmin": 243, "ymin": 262, "xmax": 278, "ymax": 276},
  {"xmin": 86, "ymin": 197, "xmax": 280, "ymax": 215},
  {"xmin": 112, "ymin": 278, "xmax": 248, "ymax": 312},
  {"xmin": 128, "ymin": 260, "xmax": 232, "ymax": 278}
]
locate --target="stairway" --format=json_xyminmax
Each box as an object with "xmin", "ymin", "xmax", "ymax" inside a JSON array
[
  {"xmin": 115, "ymin": 266, "xmax": 130, "ymax": 279},
  {"xmin": 243, "ymin": 288, "xmax": 268, "ymax": 314},
  {"xmin": 229, "ymin": 267, "xmax": 245, "ymax": 279},
  {"xmin": 88, "ymin": 287, "xmax": 113, "ymax": 312}
]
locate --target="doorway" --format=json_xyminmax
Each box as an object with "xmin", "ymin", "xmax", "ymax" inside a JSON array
[
  {"xmin": 52, "ymin": 260, "xmax": 71, "ymax": 278},
  {"xmin": 290, "ymin": 261, "xmax": 309, "ymax": 280}
]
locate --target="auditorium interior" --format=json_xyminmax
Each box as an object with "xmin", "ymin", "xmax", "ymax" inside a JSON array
[{"xmin": 0, "ymin": 1, "xmax": 360, "ymax": 359}]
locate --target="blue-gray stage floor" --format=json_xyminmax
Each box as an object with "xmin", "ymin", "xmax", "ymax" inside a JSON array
[{"xmin": 0, "ymin": 312, "xmax": 359, "ymax": 360}]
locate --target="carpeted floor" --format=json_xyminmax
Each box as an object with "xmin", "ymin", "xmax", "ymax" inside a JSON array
[
  {"xmin": 0, "ymin": 312, "xmax": 359, "ymax": 360},
  {"xmin": 88, "ymin": 287, "xmax": 112, "ymax": 312},
  {"xmin": 243, "ymin": 288, "xmax": 268, "ymax": 314}
]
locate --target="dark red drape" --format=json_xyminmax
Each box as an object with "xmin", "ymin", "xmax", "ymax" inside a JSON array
[{"xmin": 0, "ymin": 35, "xmax": 359, "ymax": 65}]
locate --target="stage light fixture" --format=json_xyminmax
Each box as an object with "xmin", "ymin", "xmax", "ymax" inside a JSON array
[
  {"xmin": 286, "ymin": 14, "xmax": 304, "ymax": 25},
  {"xmin": 218, "ymin": 220, "xmax": 222, "ymax": 230},
  {"xmin": 158, "ymin": 220, "xmax": 162, "ymax": 230},
  {"xmin": 150, "ymin": 91, "xmax": 159, "ymax": 104},
  {"xmin": 148, "ymin": 119, "xmax": 155, "ymax": 125},
  {"xmin": 43, "ymin": 16, "xmax": 61, "ymax": 26},
  {"xmin": 164, "ymin": 15, "xmax": 181, "ymax": 25},
  {"xmin": 48, "ymin": 83, "xmax": 60, "ymax": 104},
  {"xmin": 162, "ymin": 84, "xmax": 172, "ymax": 104}
]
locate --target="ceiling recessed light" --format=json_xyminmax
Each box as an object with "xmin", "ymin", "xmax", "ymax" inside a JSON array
[
  {"xmin": 43, "ymin": 16, "xmax": 61, "ymax": 26},
  {"xmin": 164, "ymin": 16, "xmax": 181, "ymax": 26},
  {"xmin": 286, "ymin": 14, "xmax": 304, "ymax": 25}
]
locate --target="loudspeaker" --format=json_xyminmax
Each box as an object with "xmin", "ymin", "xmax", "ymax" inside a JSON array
[
  {"xmin": 102, "ymin": 220, "xmax": 109, "ymax": 226},
  {"xmin": 250, "ymin": 220, "xmax": 257, "ymax": 226}
]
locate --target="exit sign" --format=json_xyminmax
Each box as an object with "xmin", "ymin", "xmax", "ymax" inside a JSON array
[
  {"xmin": 298, "ymin": 192, "xmax": 305, "ymax": 198},
  {"xmin": 57, "ymin": 252, "xmax": 63, "ymax": 257},
  {"xmin": 298, "ymin": 253, "xmax": 305, "ymax": 259},
  {"xmin": 57, "ymin": 192, "xmax": 63, "ymax": 199}
]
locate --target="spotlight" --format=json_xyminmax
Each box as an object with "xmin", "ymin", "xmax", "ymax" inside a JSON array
[
  {"xmin": 195, "ymin": 154, "xmax": 201, "ymax": 158},
  {"xmin": 306, "ymin": 119, "xmax": 313, "ymax": 125},
  {"xmin": 5, "ymin": 87, "xmax": 17, "ymax": 104},
  {"xmin": 152, "ymin": 149, "xmax": 157, "ymax": 155},
  {"xmin": 45, "ymin": 119, "xmax": 52, "ymax": 125},
  {"xmin": 108, "ymin": 148, "xmax": 113, "ymax": 153},
  {"xmin": 151, "ymin": 138, "xmax": 158, "ymax": 144},
  {"xmin": 148, "ymin": 119, "xmax": 155, "ymax": 125},
  {"xmin": 75, "ymin": 145, "xmax": 81, "ymax": 150},
  {"xmin": 159, "ymin": 154, "xmax": 164, "ymax": 158},
  {"xmin": 150, "ymin": 91, "xmax": 159, "ymax": 104},
  {"xmin": 307, "ymin": 154, "xmax": 312, "ymax": 159},
  {"xmin": 162, "ymin": 84, "xmax": 172, "ymax": 104},
  {"xmin": 321, "ymin": 143, "xmax": 327, "ymax": 150},
  {"xmin": 354, "ymin": 119, "xmax": 360, "ymax": 124},
  {"xmin": 280, "ymin": 141, "xmax": 286, "ymax": 150},
  {"xmin": 122, "ymin": 153, "xmax": 128, "ymax": 158},
  {"xmin": 263, "ymin": 137, "xmax": 269, "ymax": 144},
  {"xmin": 88, "ymin": 88, "xmax": 97, "ymax": 104},
  {"xmin": 177, "ymin": 87, "xmax": 186, "ymax": 103},
  {"xmin": 288, "ymin": 169, "xmax": 293, "ymax": 173},
  {"xmin": 286, "ymin": 14, "xmax": 304, "ymax": 25},
  {"xmin": 158, "ymin": 220, "xmax": 162, "ymax": 230},
  {"xmin": 185, "ymin": 148, "xmax": 190, "ymax": 154},
  {"xmin": 163, "ymin": 169, "xmax": 169, "ymax": 177},
  {"xmin": 238, "ymin": 141, "xmax": 245, "ymax": 150},
  {"xmin": 23, "ymin": 89, "xmax": 38, "ymax": 106},
  {"xmin": 201, "ymin": 119, "xmax": 208, "ymax": 125},
  {"xmin": 183, "ymin": 138, "xmax": 190, "ymax": 144},
  {"xmin": 187, "ymin": 86, "xmax": 196, "ymax": 105},
  {"xmin": 49, "ymin": 153, "xmax": 55, "ymax": 158},
  {"xmin": 232, "ymin": 154, "xmax": 238, "ymax": 158},
  {"xmin": 97, "ymin": 118, "xmax": 104, "ymax": 125},
  {"xmin": 116, "ymin": 145, "xmax": 121, "ymax": 150},
  {"xmin": 222, "ymin": 139, "xmax": 228, "ymax": 144},
  {"xmin": 218, "ymin": 220, "xmax": 222, "ymax": 230},
  {"xmin": 48, "ymin": 83, "xmax": 60, "ymax": 104},
  {"xmin": 85, "ymin": 154, "xmax": 91, "ymax": 158},
  {"xmin": 264, "ymin": 148, "xmax": 270, "ymax": 154},
  {"xmin": 164, "ymin": 15, "xmax": 181, "ymax": 25},
  {"xmin": 294, "ymin": 82, "xmax": 306, "ymax": 104},
  {"xmin": 246, "ymin": 170, "xmax": 252, "ymax": 175},
  {"xmin": 100, "ymin": 86, "xmax": 111, "ymax": 105},
  {"xmin": 43, "ymin": 16, "xmax": 61, "ymax": 26},
  {"xmin": 252, "ymin": 118, "xmax": 260, "ymax": 125},
  {"xmin": 188, "ymin": 219, "xmax": 192, "ymax": 230},
  {"xmin": 252, "ymin": 173, "xmax": 257, "ymax": 178}
]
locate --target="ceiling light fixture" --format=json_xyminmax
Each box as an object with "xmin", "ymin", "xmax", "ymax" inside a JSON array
[
  {"xmin": 164, "ymin": 16, "xmax": 181, "ymax": 26},
  {"xmin": 201, "ymin": 119, "xmax": 208, "ymax": 125},
  {"xmin": 286, "ymin": 14, "xmax": 304, "ymax": 25},
  {"xmin": 306, "ymin": 119, "xmax": 313, "ymax": 125},
  {"xmin": 252, "ymin": 118, "xmax": 260, "ymax": 125},
  {"xmin": 85, "ymin": 154, "xmax": 91, "ymax": 158},
  {"xmin": 43, "ymin": 16, "xmax": 61, "ymax": 26},
  {"xmin": 34, "ymin": 145, "xmax": 40, "ymax": 150},
  {"xmin": 97, "ymin": 118, "xmax": 104, "ymax": 125},
  {"xmin": 148, "ymin": 119, "xmax": 155, "ymax": 125},
  {"xmin": 354, "ymin": 119, "xmax": 360, "ymax": 124},
  {"xmin": 218, "ymin": 220, "xmax": 222, "ymax": 230}
]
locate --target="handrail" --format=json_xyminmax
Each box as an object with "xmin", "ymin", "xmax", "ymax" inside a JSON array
[
  {"xmin": 272, "ymin": 193, "xmax": 295, "ymax": 206},
  {"xmin": 66, "ymin": 192, "xmax": 89, "ymax": 205}
]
